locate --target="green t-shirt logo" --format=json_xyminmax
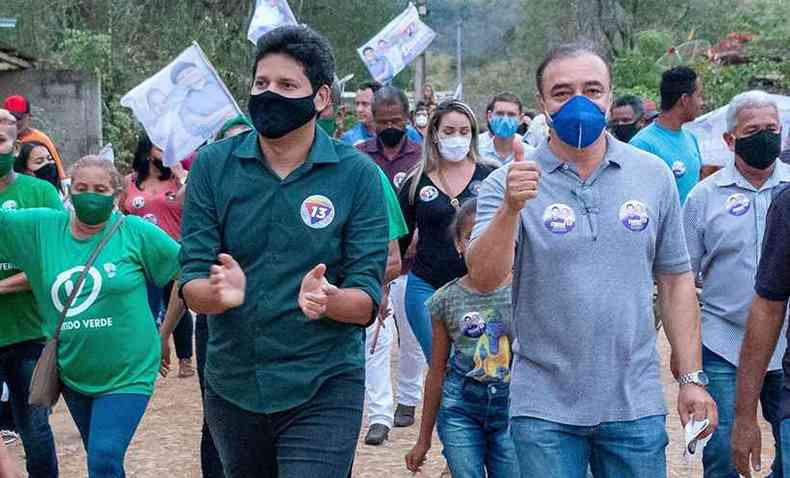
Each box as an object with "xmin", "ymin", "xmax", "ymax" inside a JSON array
[{"xmin": 50, "ymin": 266, "xmax": 103, "ymax": 317}]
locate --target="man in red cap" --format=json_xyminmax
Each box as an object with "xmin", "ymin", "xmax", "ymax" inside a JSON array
[{"xmin": 2, "ymin": 95, "xmax": 65, "ymax": 179}]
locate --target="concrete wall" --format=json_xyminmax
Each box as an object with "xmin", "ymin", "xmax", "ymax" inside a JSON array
[{"xmin": 0, "ymin": 69, "xmax": 102, "ymax": 170}]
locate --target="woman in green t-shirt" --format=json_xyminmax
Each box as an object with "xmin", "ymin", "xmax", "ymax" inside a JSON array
[{"xmin": 0, "ymin": 153, "xmax": 181, "ymax": 478}]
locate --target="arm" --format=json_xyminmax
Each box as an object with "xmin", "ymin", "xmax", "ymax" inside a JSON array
[
  {"xmin": 158, "ymin": 278, "xmax": 186, "ymax": 376},
  {"xmin": 467, "ymin": 141, "xmax": 537, "ymax": 292},
  {"xmin": 732, "ymin": 194, "xmax": 790, "ymax": 476},
  {"xmin": 732, "ymin": 296, "xmax": 787, "ymax": 476},
  {"xmin": 385, "ymin": 240, "xmax": 402, "ymax": 284},
  {"xmin": 179, "ymin": 149, "xmax": 239, "ymax": 314},
  {"xmin": 681, "ymin": 193, "xmax": 705, "ymax": 279},
  {"xmin": 0, "ymin": 273, "xmax": 31, "ymax": 294},
  {"xmin": 405, "ymin": 316, "xmax": 451, "ymax": 473}
]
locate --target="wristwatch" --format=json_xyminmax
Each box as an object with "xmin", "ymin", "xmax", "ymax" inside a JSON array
[{"xmin": 678, "ymin": 370, "xmax": 709, "ymax": 387}]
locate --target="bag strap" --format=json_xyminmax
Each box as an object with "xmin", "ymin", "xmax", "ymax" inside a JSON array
[{"xmin": 52, "ymin": 216, "xmax": 125, "ymax": 340}]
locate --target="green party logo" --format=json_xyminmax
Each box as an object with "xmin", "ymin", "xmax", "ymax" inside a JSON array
[{"xmin": 50, "ymin": 266, "xmax": 103, "ymax": 317}]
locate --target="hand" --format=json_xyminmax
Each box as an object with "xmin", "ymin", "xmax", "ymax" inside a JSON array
[
  {"xmin": 159, "ymin": 333, "xmax": 172, "ymax": 377},
  {"xmin": 209, "ymin": 253, "xmax": 246, "ymax": 312},
  {"xmin": 504, "ymin": 138, "xmax": 540, "ymax": 213},
  {"xmin": 405, "ymin": 441, "xmax": 430, "ymax": 473},
  {"xmin": 732, "ymin": 415, "xmax": 762, "ymax": 477},
  {"xmin": 678, "ymin": 384, "xmax": 718, "ymax": 439},
  {"xmin": 171, "ymin": 161, "xmax": 188, "ymax": 183},
  {"xmin": 298, "ymin": 264, "xmax": 339, "ymax": 320}
]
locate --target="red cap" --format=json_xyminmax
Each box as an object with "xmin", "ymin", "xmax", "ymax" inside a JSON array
[{"xmin": 2, "ymin": 95, "xmax": 30, "ymax": 115}]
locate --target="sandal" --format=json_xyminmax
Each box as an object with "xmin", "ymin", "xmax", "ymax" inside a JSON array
[{"xmin": 178, "ymin": 358, "xmax": 195, "ymax": 378}]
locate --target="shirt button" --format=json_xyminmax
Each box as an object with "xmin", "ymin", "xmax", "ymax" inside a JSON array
[
  {"xmin": 562, "ymin": 164, "xmax": 569, "ymax": 170},
  {"xmin": 489, "ymin": 385, "xmax": 497, "ymax": 395}
]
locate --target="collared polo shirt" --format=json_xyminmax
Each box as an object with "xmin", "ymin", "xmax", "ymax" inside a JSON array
[
  {"xmin": 472, "ymin": 135, "xmax": 691, "ymax": 426},
  {"xmin": 630, "ymin": 122, "xmax": 702, "ymax": 204},
  {"xmin": 340, "ymin": 122, "xmax": 422, "ymax": 147},
  {"xmin": 180, "ymin": 128, "xmax": 388, "ymax": 414},
  {"xmin": 357, "ymin": 137, "xmax": 421, "ymax": 189},
  {"xmin": 478, "ymin": 131, "xmax": 537, "ymax": 165},
  {"xmin": 684, "ymin": 160, "xmax": 790, "ymax": 370}
]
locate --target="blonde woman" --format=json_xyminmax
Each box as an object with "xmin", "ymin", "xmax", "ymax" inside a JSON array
[{"xmin": 397, "ymin": 100, "xmax": 497, "ymax": 362}]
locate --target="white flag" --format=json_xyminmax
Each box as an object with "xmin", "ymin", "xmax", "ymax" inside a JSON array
[
  {"xmin": 453, "ymin": 83, "xmax": 463, "ymax": 100},
  {"xmin": 248, "ymin": 0, "xmax": 298, "ymax": 45},
  {"xmin": 358, "ymin": 3, "xmax": 436, "ymax": 85},
  {"xmin": 121, "ymin": 43, "xmax": 241, "ymax": 166}
]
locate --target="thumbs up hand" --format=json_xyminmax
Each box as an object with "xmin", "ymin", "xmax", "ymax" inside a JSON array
[
  {"xmin": 505, "ymin": 138, "xmax": 540, "ymax": 213},
  {"xmin": 298, "ymin": 264, "xmax": 339, "ymax": 320},
  {"xmin": 209, "ymin": 253, "xmax": 246, "ymax": 311}
]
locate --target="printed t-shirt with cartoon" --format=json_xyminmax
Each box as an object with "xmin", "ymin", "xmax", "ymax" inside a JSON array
[
  {"xmin": 0, "ymin": 209, "xmax": 180, "ymax": 396},
  {"xmin": 426, "ymin": 278, "xmax": 513, "ymax": 383},
  {"xmin": 0, "ymin": 175, "xmax": 64, "ymax": 348}
]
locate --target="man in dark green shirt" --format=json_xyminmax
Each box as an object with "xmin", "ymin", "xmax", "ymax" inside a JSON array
[{"xmin": 180, "ymin": 26, "xmax": 388, "ymax": 478}]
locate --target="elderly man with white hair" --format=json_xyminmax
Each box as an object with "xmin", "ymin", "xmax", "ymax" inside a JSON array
[{"xmin": 683, "ymin": 90, "xmax": 789, "ymax": 478}]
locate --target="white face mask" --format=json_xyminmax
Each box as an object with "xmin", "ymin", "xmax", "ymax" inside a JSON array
[
  {"xmin": 415, "ymin": 114, "xmax": 429, "ymax": 128},
  {"xmin": 438, "ymin": 135, "xmax": 472, "ymax": 162}
]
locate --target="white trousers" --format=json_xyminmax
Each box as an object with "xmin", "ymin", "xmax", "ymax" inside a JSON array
[
  {"xmin": 365, "ymin": 306, "xmax": 394, "ymax": 428},
  {"xmin": 390, "ymin": 275, "xmax": 426, "ymax": 407}
]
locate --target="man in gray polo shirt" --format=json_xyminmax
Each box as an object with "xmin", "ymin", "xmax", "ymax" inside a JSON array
[
  {"xmin": 683, "ymin": 90, "xmax": 789, "ymax": 478},
  {"xmin": 466, "ymin": 42, "xmax": 718, "ymax": 477}
]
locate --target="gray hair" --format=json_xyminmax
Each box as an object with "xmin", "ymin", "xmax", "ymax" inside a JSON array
[
  {"xmin": 726, "ymin": 90, "xmax": 779, "ymax": 132},
  {"xmin": 372, "ymin": 86, "xmax": 410, "ymax": 118},
  {"xmin": 68, "ymin": 155, "xmax": 124, "ymax": 196}
]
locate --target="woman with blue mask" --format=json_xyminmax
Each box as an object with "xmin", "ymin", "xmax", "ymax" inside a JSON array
[
  {"xmin": 398, "ymin": 100, "xmax": 498, "ymax": 364},
  {"xmin": 478, "ymin": 92, "xmax": 536, "ymax": 165}
]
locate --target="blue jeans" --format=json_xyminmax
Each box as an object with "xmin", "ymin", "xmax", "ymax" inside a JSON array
[
  {"xmin": 146, "ymin": 281, "xmax": 193, "ymax": 359},
  {"xmin": 703, "ymin": 346, "xmax": 783, "ymax": 477},
  {"xmin": 62, "ymin": 387, "xmax": 149, "ymax": 478},
  {"xmin": 204, "ymin": 368, "xmax": 365, "ymax": 478},
  {"xmin": 195, "ymin": 314, "xmax": 224, "ymax": 478},
  {"xmin": 404, "ymin": 272, "xmax": 436, "ymax": 363},
  {"xmin": 0, "ymin": 341, "xmax": 58, "ymax": 477},
  {"xmin": 780, "ymin": 420, "xmax": 790, "ymax": 476},
  {"xmin": 437, "ymin": 370, "xmax": 518, "ymax": 477},
  {"xmin": 511, "ymin": 414, "xmax": 668, "ymax": 477}
]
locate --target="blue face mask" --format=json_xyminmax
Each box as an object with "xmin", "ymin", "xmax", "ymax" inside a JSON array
[
  {"xmin": 489, "ymin": 115, "xmax": 519, "ymax": 138},
  {"xmin": 547, "ymin": 95, "xmax": 607, "ymax": 149}
]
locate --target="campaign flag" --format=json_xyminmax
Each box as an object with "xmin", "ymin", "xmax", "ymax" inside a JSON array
[
  {"xmin": 248, "ymin": 0, "xmax": 298, "ymax": 45},
  {"xmin": 358, "ymin": 3, "xmax": 436, "ymax": 85},
  {"xmin": 121, "ymin": 43, "xmax": 241, "ymax": 166}
]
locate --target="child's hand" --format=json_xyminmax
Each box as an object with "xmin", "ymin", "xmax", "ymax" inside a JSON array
[{"xmin": 405, "ymin": 441, "xmax": 430, "ymax": 473}]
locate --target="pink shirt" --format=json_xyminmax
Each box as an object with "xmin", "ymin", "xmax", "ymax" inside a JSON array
[{"xmin": 122, "ymin": 175, "xmax": 183, "ymax": 240}]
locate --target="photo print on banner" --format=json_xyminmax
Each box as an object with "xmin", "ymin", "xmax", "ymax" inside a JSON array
[
  {"xmin": 358, "ymin": 3, "xmax": 436, "ymax": 85},
  {"xmin": 247, "ymin": 0, "xmax": 298, "ymax": 45},
  {"xmin": 120, "ymin": 43, "xmax": 241, "ymax": 166}
]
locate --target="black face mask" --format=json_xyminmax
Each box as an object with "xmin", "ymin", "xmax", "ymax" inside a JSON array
[
  {"xmin": 248, "ymin": 90, "xmax": 317, "ymax": 139},
  {"xmin": 151, "ymin": 159, "xmax": 166, "ymax": 171},
  {"xmin": 379, "ymin": 127, "xmax": 405, "ymax": 148},
  {"xmin": 611, "ymin": 122, "xmax": 640, "ymax": 143},
  {"xmin": 34, "ymin": 163, "xmax": 60, "ymax": 189},
  {"xmin": 735, "ymin": 129, "xmax": 781, "ymax": 170},
  {"xmin": 516, "ymin": 123, "xmax": 529, "ymax": 136}
]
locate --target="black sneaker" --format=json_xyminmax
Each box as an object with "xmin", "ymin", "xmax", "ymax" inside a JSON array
[
  {"xmin": 394, "ymin": 404, "xmax": 415, "ymax": 427},
  {"xmin": 0, "ymin": 429, "xmax": 18, "ymax": 446},
  {"xmin": 364, "ymin": 423, "xmax": 389, "ymax": 446}
]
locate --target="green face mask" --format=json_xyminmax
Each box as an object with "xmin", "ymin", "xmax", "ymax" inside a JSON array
[
  {"xmin": 71, "ymin": 192, "xmax": 115, "ymax": 226},
  {"xmin": 317, "ymin": 117, "xmax": 337, "ymax": 137},
  {"xmin": 0, "ymin": 151, "xmax": 14, "ymax": 177}
]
